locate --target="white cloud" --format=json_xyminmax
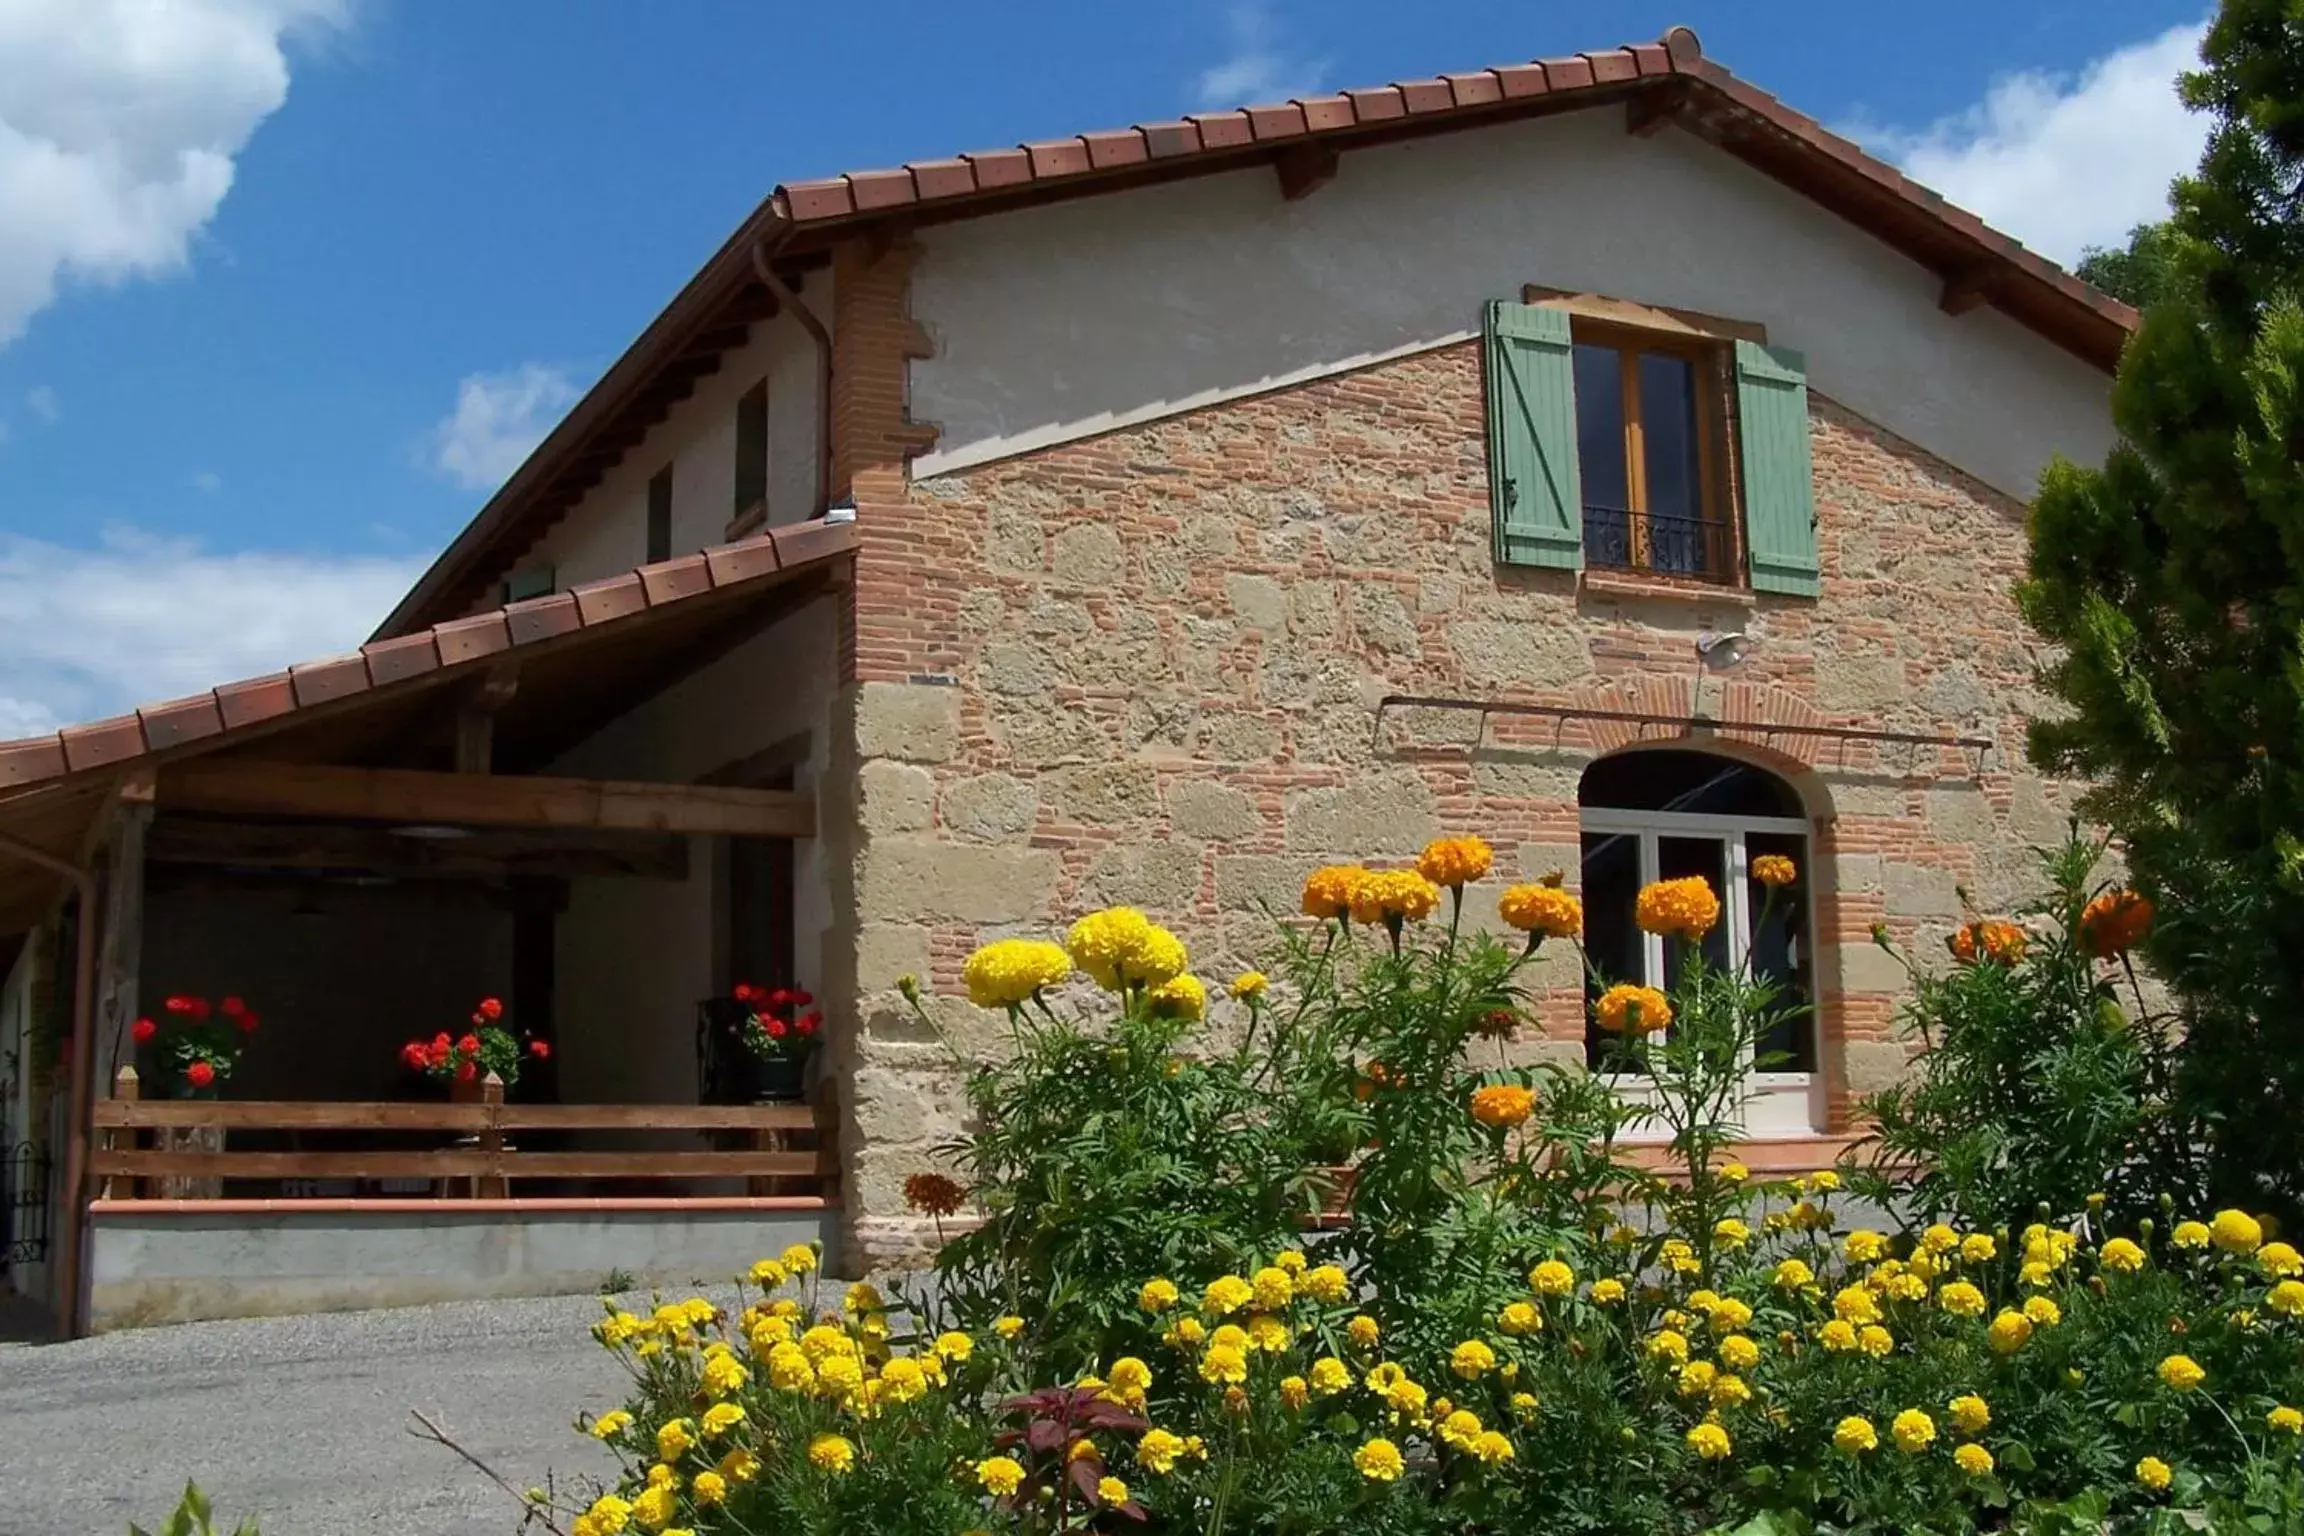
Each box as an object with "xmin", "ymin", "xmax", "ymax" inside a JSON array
[
  {"xmin": 191, "ymin": 469, "xmax": 222, "ymax": 492},
  {"xmin": 428, "ymin": 363, "xmax": 581, "ymax": 491},
  {"xmin": 1847, "ymin": 19, "xmax": 2210, "ymax": 266},
  {"xmin": 24, "ymin": 384, "xmax": 56, "ymax": 423},
  {"xmin": 1191, "ymin": 1, "xmax": 1328, "ymax": 109},
  {"xmin": 0, "ymin": 528, "xmax": 420, "ymax": 737},
  {"xmin": 0, "ymin": 0, "xmax": 342, "ymax": 348}
]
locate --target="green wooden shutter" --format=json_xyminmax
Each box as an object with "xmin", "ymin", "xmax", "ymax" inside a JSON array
[
  {"xmin": 1734, "ymin": 341, "xmax": 1820, "ymax": 597},
  {"xmin": 1484, "ymin": 301, "xmax": 1582, "ymax": 570}
]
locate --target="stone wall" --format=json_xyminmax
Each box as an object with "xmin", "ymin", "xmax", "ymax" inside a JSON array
[{"xmin": 827, "ymin": 338, "xmax": 2081, "ymax": 1265}]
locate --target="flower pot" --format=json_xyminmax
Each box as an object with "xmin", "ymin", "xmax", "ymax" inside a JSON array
[
  {"xmin": 450, "ymin": 1075, "xmax": 486, "ymax": 1104},
  {"xmin": 754, "ymin": 1056, "xmax": 807, "ymax": 1104}
]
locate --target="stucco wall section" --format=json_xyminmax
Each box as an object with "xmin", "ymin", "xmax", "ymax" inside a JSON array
[
  {"xmin": 531, "ymin": 291, "xmax": 830, "ymax": 592},
  {"xmin": 909, "ymin": 106, "xmax": 2111, "ymax": 503},
  {"xmin": 837, "ymin": 339, "xmax": 2084, "ymax": 1263}
]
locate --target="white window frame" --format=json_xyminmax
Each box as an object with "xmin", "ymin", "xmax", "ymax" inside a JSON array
[{"xmin": 1579, "ymin": 803, "xmax": 1820, "ymax": 1138}]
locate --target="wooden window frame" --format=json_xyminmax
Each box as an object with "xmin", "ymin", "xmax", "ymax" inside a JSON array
[
  {"xmin": 1522, "ymin": 287, "xmax": 1761, "ymax": 590},
  {"xmin": 733, "ymin": 380, "xmax": 769, "ymax": 523},
  {"xmin": 646, "ymin": 465, "xmax": 674, "ymax": 564}
]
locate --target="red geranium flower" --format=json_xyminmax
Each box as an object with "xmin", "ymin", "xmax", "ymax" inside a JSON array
[
  {"xmin": 455, "ymin": 1061, "xmax": 478, "ymax": 1083},
  {"xmin": 187, "ymin": 997, "xmax": 212, "ymax": 1020},
  {"xmin": 796, "ymin": 1012, "xmax": 821, "ymax": 1037},
  {"xmin": 400, "ymin": 1042, "xmax": 429, "ymax": 1070},
  {"xmin": 185, "ymin": 1060, "xmax": 216, "ymax": 1089},
  {"xmin": 456, "ymin": 1033, "xmax": 481, "ymax": 1055},
  {"xmin": 528, "ymin": 1040, "xmax": 551, "ymax": 1060},
  {"xmin": 789, "ymin": 989, "xmax": 814, "ymax": 1009},
  {"xmin": 236, "ymin": 1011, "xmax": 260, "ymax": 1034},
  {"xmin": 131, "ymin": 1017, "xmax": 157, "ymax": 1044},
  {"xmin": 476, "ymin": 997, "xmax": 504, "ymax": 1022},
  {"xmin": 220, "ymin": 995, "xmax": 246, "ymax": 1017},
  {"xmin": 164, "ymin": 994, "xmax": 194, "ymax": 1014},
  {"xmin": 731, "ymin": 982, "xmax": 757, "ymax": 1003},
  {"xmin": 764, "ymin": 987, "xmax": 794, "ymax": 1011},
  {"xmin": 428, "ymin": 1040, "xmax": 452, "ymax": 1067},
  {"xmin": 763, "ymin": 1017, "xmax": 789, "ymax": 1039}
]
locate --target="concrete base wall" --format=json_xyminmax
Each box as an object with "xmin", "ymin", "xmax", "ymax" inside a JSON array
[{"xmin": 87, "ymin": 1201, "xmax": 837, "ymax": 1332}]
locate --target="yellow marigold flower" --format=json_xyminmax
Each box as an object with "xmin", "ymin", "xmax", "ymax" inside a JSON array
[
  {"xmin": 1591, "ymin": 1277, "xmax": 1627, "ymax": 1305},
  {"xmin": 1858, "ymin": 1325, "xmax": 1894, "ymax": 1357},
  {"xmin": 1491, "ymin": 880, "xmax": 1584, "ymax": 951},
  {"xmin": 1719, "ymin": 1161, "xmax": 1750, "ymax": 1184},
  {"xmin": 1471, "ymin": 1082, "xmax": 1536, "ymax": 1128},
  {"xmin": 879, "ymin": 1357, "xmax": 928, "ymax": 1403},
  {"xmin": 716, "ymin": 1449, "xmax": 757, "ymax": 1485},
  {"xmin": 2211, "ymin": 1209, "xmax": 2264, "ymax": 1255},
  {"xmin": 2269, "ymin": 1406, "xmax": 2304, "ymax": 1435},
  {"xmin": 1271, "ymin": 1374, "xmax": 1307, "ymax": 1411},
  {"xmin": 1510, "ymin": 1391, "xmax": 1539, "ymax": 1421},
  {"xmin": 699, "ymin": 1403, "xmax": 745, "ymax": 1439},
  {"xmin": 1472, "ymin": 1429, "xmax": 1515, "ymax": 1464},
  {"xmin": 1594, "ymin": 983, "xmax": 1672, "ymax": 1036},
  {"xmin": 1635, "ymin": 875, "xmax": 1721, "ymax": 939},
  {"xmin": 1198, "ymin": 1343, "xmax": 1249, "ymax": 1385},
  {"xmin": 779, "ymin": 1242, "xmax": 817, "ymax": 1275},
  {"xmin": 1844, "ymin": 1230, "xmax": 1888, "ymax": 1263},
  {"xmin": 632, "ymin": 1485, "xmax": 675, "ymax": 1531},
  {"xmin": 1246, "ymin": 1313, "xmax": 1290, "ymax": 1353},
  {"xmin": 1954, "ymin": 1443, "xmax": 1994, "ymax": 1476},
  {"xmin": 930, "ymin": 1330, "xmax": 974, "ymax": 1363},
  {"xmin": 1948, "ymin": 1394, "xmax": 1990, "ymax": 1435},
  {"xmin": 1890, "ymin": 1409, "xmax": 1936, "ymax": 1454},
  {"xmin": 814, "ymin": 1353, "xmax": 864, "ymax": 1397},
  {"xmin": 1273, "ymin": 1249, "xmax": 1306, "ymax": 1273},
  {"xmin": 1350, "ymin": 868, "xmax": 1442, "ymax": 925},
  {"xmin": 1938, "ymin": 1281, "xmax": 1986, "ymax": 1317},
  {"xmin": 1147, "ymin": 973, "xmax": 1206, "ymax": 1022},
  {"xmin": 1529, "ymin": 1258, "xmax": 1575, "ymax": 1296},
  {"xmin": 1437, "ymin": 1408, "xmax": 1483, "ymax": 1450},
  {"xmin": 1647, "ymin": 1329, "xmax": 1691, "ymax": 1364},
  {"xmin": 1710, "ymin": 1297, "xmax": 1753, "ymax": 1332},
  {"xmin": 961, "ymin": 938, "xmax": 1072, "ymax": 1009},
  {"xmin": 1450, "ymin": 1339, "xmax": 1497, "ymax": 1379},
  {"xmin": 1710, "ymin": 1374, "xmax": 1753, "ymax": 1408},
  {"xmin": 1308, "ymin": 1356, "xmax": 1352, "ymax": 1396},
  {"xmin": 1138, "ymin": 1277, "xmax": 1180, "ymax": 1313},
  {"xmin": 2158, "ymin": 1354, "xmax": 2205, "ymax": 1392},
  {"xmin": 1832, "ymin": 1285, "xmax": 1882, "ymax": 1325},
  {"xmin": 1752, "ymin": 853, "xmax": 1797, "ymax": 887},
  {"xmin": 1355, "ymin": 1438, "xmax": 1406, "ymax": 1481},
  {"xmin": 700, "ymin": 1349, "xmax": 748, "ymax": 1399},
  {"xmin": 1136, "ymin": 1428, "xmax": 1185, "ymax": 1474},
  {"xmin": 1066, "ymin": 907, "xmax": 1154, "ymax": 988},
  {"xmin": 1920, "ymin": 1223, "xmax": 1959, "ymax": 1255},
  {"xmin": 1249, "ymin": 1265, "xmax": 1295, "ymax": 1310},
  {"xmin": 1101, "ymin": 1356, "xmax": 1152, "ymax": 1409},
  {"xmin": 747, "ymin": 1257, "xmax": 787, "ymax": 1288},
  {"xmin": 656, "ymin": 1419, "xmax": 695, "ymax": 1462},
  {"xmin": 2023, "ymin": 1295, "xmax": 2061, "ymax": 1327},
  {"xmin": 1960, "ymin": 1233, "xmax": 1997, "ymax": 1263},
  {"xmin": 590, "ymin": 1410, "xmax": 634, "ymax": 1440},
  {"xmin": 2172, "ymin": 1220, "xmax": 2212, "ymax": 1250},
  {"xmin": 1687, "ymin": 1422, "xmax": 1733, "ymax": 1460},
  {"xmin": 1675, "ymin": 1359, "xmax": 1718, "ymax": 1399},
  {"xmin": 1719, "ymin": 1335, "xmax": 1761, "ymax": 1371},
  {"xmin": 1202, "ymin": 1274, "xmax": 1254, "ymax": 1316},
  {"xmin": 1498, "ymin": 1301, "xmax": 1541, "ymax": 1336},
  {"xmin": 1229, "ymin": 971, "xmax": 1268, "ymax": 1000},
  {"xmin": 2100, "ymin": 1237, "xmax": 2146, "ymax": 1273},
  {"xmin": 1348, "ymin": 1314, "xmax": 1381, "ymax": 1349},
  {"xmin": 1819, "ymin": 1319, "xmax": 1858, "ymax": 1352},
  {"xmin": 1660, "ymin": 1238, "xmax": 1701, "ymax": 1274},
  {"xmin": 1098, "ymin": 1475, "xmax": 1130, "ymax": 1506},
  {"xmin": 1714, "ymin": 1218, "xmax": 1751, "ymax": 1248},
  {"xmin": 584, "ymin": 1495, "xmax": 633, "ymax": 1535},
  {"xmin": 976, "ymin": 1456, "xmax": 1026, "ymax": 1497},
  {"xmin": 1417, "ymin": 835, "xmax": 1494, "ymax": 889},
  {"xmin": 2257, "ymin": 1241, "xmax": 2303, "ymax": 1278},
  {"xmin": 1834, "ymin": 1416, "xmax": 1879, "ymax": 1455},
  {"xmin": 1300, "ymin": 1264, "xmax": 1349, "ymax": 1304},
  {"xmin": 765, "ymin": 1346, "xmax": 814, "ymax": 1393},
  {"xmin": 2136, "ymin": 1456, "xmax": 2172, "ymax": 1492},
  {"xmin": 1772, "ymin": 1259, "xmax": 1815, "ymax": 1289},
  {"xmin": 2271, "ymin": 1280, "xmax": 2304, "ymax": 1316},
  {"xmin": 1301, "ymin": 864, "xmax": 1368, "ymax": 920},
  {"xmin": 688, "ymin": 1466, "xmax": 731, "ymax": 1504}
]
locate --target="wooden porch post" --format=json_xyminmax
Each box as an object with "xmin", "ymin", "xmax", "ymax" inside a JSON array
[
  {"xmin": 100, "ymin": 1067, "xmax": 140, "ymax": 1201},
  {"xmin": 476, "ymin": 1071, "xmax": 507, "ymax": 1199}
]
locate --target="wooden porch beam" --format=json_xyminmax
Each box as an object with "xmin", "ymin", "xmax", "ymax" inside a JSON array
[
  {"xmin": 156, "ymin": 761, "xmax": 816, "ymax": 838},
  {"xmin": 1274, "ymin": 142, "xmax": 1340, "ymax": 202},
  {"xmin": 146, "ymin": 818, "xmax": 692, "ymax": 881}
]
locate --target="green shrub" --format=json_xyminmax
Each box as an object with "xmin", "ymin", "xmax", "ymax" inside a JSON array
[{"xmin": 130, "ymin": 1484, "xmax": 257, "ymax": 1536}]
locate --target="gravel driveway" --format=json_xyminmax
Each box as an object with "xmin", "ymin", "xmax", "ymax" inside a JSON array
[{"xmin": 0, "ymin": 1294, "xmax": 644, "ymax": 1536}]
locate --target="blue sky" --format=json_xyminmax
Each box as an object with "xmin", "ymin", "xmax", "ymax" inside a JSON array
[{"xmin": 0, "ymin": 0, "xmax": 2213, "ymax": 735}]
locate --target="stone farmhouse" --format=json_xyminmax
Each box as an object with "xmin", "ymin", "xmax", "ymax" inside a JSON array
[{"xmin": 0, "ymin": 27, "xmax": 2132, "ymax": 1332}]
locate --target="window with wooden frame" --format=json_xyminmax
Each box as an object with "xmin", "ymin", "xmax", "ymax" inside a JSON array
[
  {"xmin": 733, "ymin": 380, "xmax": 769, "ymax": 520},
  {"xmin": 1484, "ymin": 293, "xmax": 1821, "ymax": 597},
  {"xmin": 1570, "ymin": 324, "xmax": 1737, "ymax": 582}
]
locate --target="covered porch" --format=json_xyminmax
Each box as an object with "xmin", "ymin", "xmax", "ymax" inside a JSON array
[{"xmin": 0, "ymin": 522, "xmax": 855, "ymax": 1332}]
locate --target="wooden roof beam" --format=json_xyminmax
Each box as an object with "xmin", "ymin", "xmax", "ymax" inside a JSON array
[
  {"xmin": 1940, "ymin": 265, "xmax": 2000, "ymax": 316},
  {"xmin": 1274, "ymin": 142, "xmax": 1340, "ymax": 202}
]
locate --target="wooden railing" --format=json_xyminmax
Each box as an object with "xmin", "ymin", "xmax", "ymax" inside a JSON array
[{"xmin": 91, "ymin": 1068, "xmax": 837, "ymax": 1202}]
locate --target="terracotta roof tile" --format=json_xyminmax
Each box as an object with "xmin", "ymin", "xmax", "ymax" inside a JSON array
[
  {"xmin": 962, "ymin": 148, "xmax": 1034, "ymax": 188},
  {"xmin": 1082, "ymin": 130, "xmax": 1149, "ymax": 170},
  {"xmin": 1023, "ymin": 139, "xmax": 1092, "ymax": 178},
  {"xmin": 1443, "ymin": 72, "xmax": 1505, "ymax": 109},
  {"xmin": 1296, "ymin": 95, "xmax": 1356, "ymax": 132},
  {"xmin": 780, "ymin": 178, "xmax": 854, "ymax": 221},
  {"xmin": 908, "ymin": 158, "xmax": 978, "ymax": 200},
  {"xmin": 845, "ymin": 169, "xmax": 919, "ymax": 211},
  {"xmin": 0, "ymin": 528, "xmax": 857, "ymax": 801},
  {"xmin": 1628, "ymin": 42, "xmax": 1674, "ymax": 76},
  {"xmin": 1494, "ymin": 63, "xmax": 1550, "ymax": 99},
  {"xmin": 1140, "ymin": 121, "xmax": 1202, "ymax": 158},
  {"xmin": 1543, "ymin": 54, "xmax": 1597, "ymax": 91},
  {"xmin": 1342, "ymin": 86, "xmax": 1407, "ymax": 122},
  {"xmin": 1397, "ymin": 79, "xmax": 1454, "ymax": 114},
  {"xmin": 1246, "ymin": 103, "xmax": 1308, "ymax": 141},
  {"xmin": 1582, "ymin": 49, "xmax": 1640, "ymax": 85},
  {"xmin": 1187, "ymin": 112, "xmax": 1255, "ymax": 150}
]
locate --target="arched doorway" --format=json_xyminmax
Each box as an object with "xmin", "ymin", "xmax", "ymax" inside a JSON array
[{"xmin": 1579, "ymin": 747, "xmax": 1818, "ymax": 1136}]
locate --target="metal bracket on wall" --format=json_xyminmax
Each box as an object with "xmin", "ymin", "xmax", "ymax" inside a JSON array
[{"xmin": 1370, "ymin": 694, "xmax": 1994, "ymax": 776}]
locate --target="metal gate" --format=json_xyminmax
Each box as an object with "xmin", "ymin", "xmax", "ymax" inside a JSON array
[{"xmin": 0, "ymin": 1140, "xmax": 49, "ymax": 1268}]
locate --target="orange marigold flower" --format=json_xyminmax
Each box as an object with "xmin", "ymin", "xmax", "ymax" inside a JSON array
[
  {"xmin": 1595, "ymin": 984, "xmax": 1672, "ymax": 1036},
  {"xmin": 1498, "ymin": 881, "xmax": 1582, "ymax": 938},
  {"xmin": 1470, "ymin": 1084, "xmax": 1536, "ymax": 1128},
  {"xmin": 1949, "ymin": 920, "xmax": 2027, "ymax": 966},
  {"xmin": 1635, "ymin": 876, "xmax": 1720, "ymax": 940},
  {"xmin": 2080, "ymin": 889, "xmax": 2154, "ymax": 959},
  {"xmin": 1347, "ymin": 869, "xmax": 1441, "ymax": 926},
  {"xmin": 1301, "ymin": 865, "xmax": 1368, "ymax": 921},
  {"xmin": 903, "ymin": 1172, "xmax": 966, "ymax": 1218},
  {"xmin": 1751, "ymin": 854, "xmax": 1797, "ymax": 888},
  {"xmin": 1417, "ymin": 835, "xmax": 1494, "ymax": 890}
]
